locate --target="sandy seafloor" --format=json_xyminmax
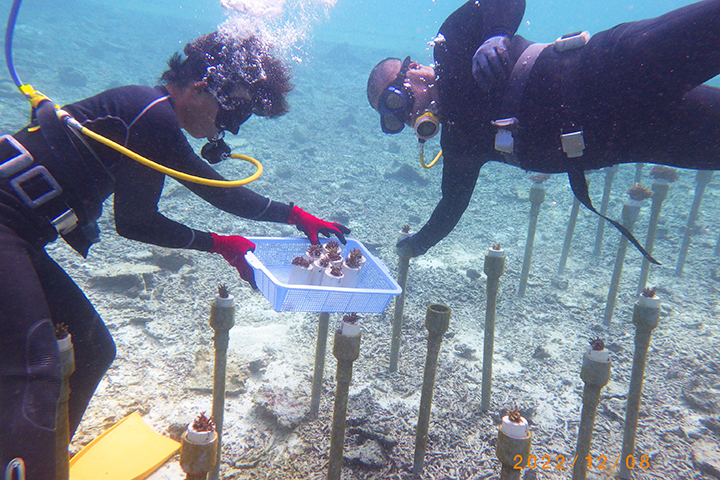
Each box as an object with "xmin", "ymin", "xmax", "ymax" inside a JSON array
[{"xmin": 1, "ymin": 0, "xmax": 720, "ymax": 479}]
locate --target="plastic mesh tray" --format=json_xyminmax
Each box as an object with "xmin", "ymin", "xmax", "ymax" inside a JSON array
[{"xmin": 246, "ymin": 237, "xmax": 402, "ymax": 313}]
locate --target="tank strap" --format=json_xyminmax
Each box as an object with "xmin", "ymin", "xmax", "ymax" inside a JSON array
[
  {"xmin": 492, "ymin": 42, "xmax": 550, "ymax": 160},
  {"xmin": 28, "ymin": 101, "xmax": 102, "ymax": 256},
  {"xmin": 492, "ymin": 38, "xmax": 659, "ymax": 265},
  {"xmin": 558, "ymin": 48, "xmax": 586, "ymax": 158},
  {"xmin": 497, "ymin": 42, "xmax": 550, "ymax": 125},
  {"xmin": 568, "ymin": 166, "xmax": 660, "ymax": 265}
]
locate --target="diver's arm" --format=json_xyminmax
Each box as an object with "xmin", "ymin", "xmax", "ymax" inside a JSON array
[
  {"xmin": 113, "ymin": 143, "xmax": 294, "ymax": 251},
  {"xmin": 442, "ymin": 0, "xmax": 525, "ymax": 44},
  {"xmin": 128, "ymin": 87, "xmax": 293, "ymax": 225},
  {"xmin": 439, "ymin": 0, "xmax": 526, "ymax": 94},
  {"xmin": 480, "ymin": 0, "xmax": 526, "ymax": 39},
  {"xmin": 171, "ymin": 138, "xmax": 293, "ymax": 223},
  {"xmin": 115, "ymin": 127, "xmax": 289, "ymax": 289},
  {"xmin": 113, "ymin": 155, "xmax": 215, "ymax": 250},
  {"xmin": 404, "ymin": 153, "xmax": 486, "ymax": 255}
]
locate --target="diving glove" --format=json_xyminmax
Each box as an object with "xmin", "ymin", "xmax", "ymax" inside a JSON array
[
  {"xmin": 287, "ymin": 206, "xmax": 350, "ymax": 245},
  {"xmin": 210, "ymin": 233, "xmax": 257, "ymax": 288}
]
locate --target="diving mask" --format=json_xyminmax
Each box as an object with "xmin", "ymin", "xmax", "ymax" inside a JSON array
[
  {"xmin": 378, "ymin": 56, "xmax": 414, "ymax": 134},
  {"xmin": 215, "ymin": 98, "xmax": 253, "ymax": 135}
]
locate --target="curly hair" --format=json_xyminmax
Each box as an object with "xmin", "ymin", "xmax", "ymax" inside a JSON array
[{"xmin": 160, "ymin": 32, "xmax": 293, "ymax": 118}]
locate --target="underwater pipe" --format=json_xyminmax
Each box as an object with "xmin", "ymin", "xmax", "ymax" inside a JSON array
[
  {"xmin": 593, "ymin": 165, "xmax": 618, "ymax": 257},
  {"xmin": 558, "ymin": 192, "xmax": 582, "ymax": 276},
  {"xmin": 413, "ymin": 304, "xmax": 452, "ymax": 475},
  {"xmin": 602, "ymin": 185, "xmax": 651, "ymax": 327},
  {"xmin": 675, "ymin": 170, "xmax": 714, "ymax": 277},
  {"xmin": 327, "ymin": 318, "xmax": 361, "ymax": 480},
  {"xmin": 619, "ymin": 291, "xmax": 661, "ymax": 480},
  {"xmin": 571, "ymin": 339, "xmax": 611, "ymax": 480},
  {"xmin": 495, "ymin": 411, "xmax": 532, "ymax": 480},
  {"xmin": 309, "ymin": 312, "xmax": 331, "ymax": 418},
  {"xmin": 208, "ymin": 286, "xmax": 235, "ymax": 480},
  {"xmin": 180, "ymin": 414, "xmax": 218, "ymax": 480},
  {"xmin": 518, "ymin": 180, "xmax": 547, "ymax": 297},
  {"xmin": 633, "ymin": 163, "xmax": 644, "ymax": 184},
  {"xmin": 389, "ymin": 227, "xmax": 413, "ymax": 372},
  {"xmin": 637, "ymin": 167, "xmax": 678, "ymax": 293},
  {"xmin": 481, "ymin": 245, "xmax": 505, "ymax": 411},
  {"xmin": 56, "ymin": 329, "xmax": 75, "ymax": 480}
]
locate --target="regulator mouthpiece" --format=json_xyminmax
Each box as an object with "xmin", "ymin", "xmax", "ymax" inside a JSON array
[
  {"xmin": 414, "ymin": 111, "xmax": 439, "ymax": 141},
  {"xmin": 201, "ymin": 136, "xmax": 231, "ymax": 164}
]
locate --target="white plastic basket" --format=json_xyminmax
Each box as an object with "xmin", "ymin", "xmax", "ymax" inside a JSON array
[{"xmin": 246, "ymin": 237, "xmax": 402, "ymax": 313}]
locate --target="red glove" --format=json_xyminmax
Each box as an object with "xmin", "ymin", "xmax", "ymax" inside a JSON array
[
  {"xmin": 210, "ymin": 233, "xmax": 257, "ymax": 288},
  {"xmin": 287, "ymin": 206, "xmax": 351, "ymax": 245}
]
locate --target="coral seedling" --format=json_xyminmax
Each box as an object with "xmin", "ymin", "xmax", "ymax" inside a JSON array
[
  {"xmin": 641, "ymin": 286, "xmax": 658, "ymax": 298},
  {"xmin": 192, "ymin": 412, "xmax": 215, "ymax": 432},
  {"xmin": 307, "ymin": 244, "xmax": 324, "ymax": 258},
  {"xmin": 589, "ymin": 337, "xmax": 605, "ymax": 351},
  {"xmin": 345, "ymin": 254, "xmax": 361, "ymax": 269},
  {"xmin": 55, "ymin": 323, "xmax": 69, "ymax": 340},
  {"xmin": 291, "ymin": 256, "xmax": 311, "ymax": 267},
  {"xmin": 627, "ymin": 183, "xmax": 653, "ymax": 201},
  {"xmin": 326, "ymin": 250, "xmax": 342, "ymax": 263},
  {"xmin": 507, "ymin": 407, "xmax": 523, "ymax": 423},
  {"xmin": 345, "ymin": 248, "xmax": 363, "ymax": 268},
  {"xmin": 342, "ymin": 312, "xmax": 361, "ymax": 324},
  {"xmin": 325, "ymin": 240, "xmax": 340, "ymax": 253},
  {"xmin": 649, "ymin": 165, "xmax": 679, "ymax": 183},
  {"xmin": 529, "ymin": 173, "xmax": 551, "ymax": 184}
]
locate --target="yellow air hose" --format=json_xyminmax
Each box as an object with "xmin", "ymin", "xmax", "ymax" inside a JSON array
[
  {"xmin": 75, "ymin": 123, "xmax": 262, "ymax": 187},
  {"xmin": 19, "ymin": 84, "xmax": 263, "ymax": 187},
  {"xmin": 418, "ymin": 141, "xmax": 442, "ymax": 169}
]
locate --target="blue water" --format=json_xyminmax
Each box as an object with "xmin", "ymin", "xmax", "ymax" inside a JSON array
[
  {"xmin": 316, "ymin": 0, "xmax": 710, "ymax": 60},
  {"xmin": 1, "ymin": 0, "xmax": 716, "ymax": 127},
  {"xmin": 2, "ymin": 1, "xmax": 720, "ymax": 478},
  {"xmin": 1, "ymin": 0, "xmax": 717, "ymax": 136}
]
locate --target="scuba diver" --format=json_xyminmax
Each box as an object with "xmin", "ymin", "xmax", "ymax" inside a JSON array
[
  {"xmin": 0, "ymin": 31, "xmax": 349, "ymax": 477},
  {"xmin": 367, "ymin": 0, "xmax": 720, "ymax": 261}
]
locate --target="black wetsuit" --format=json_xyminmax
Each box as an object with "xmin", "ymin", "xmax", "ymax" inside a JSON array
[
  {"xmin": 0, "ymin": 85, "xmax": 291, "ymax": 477},
  {"xmin": 412, "ymin": 0, "xmax": 720, "ymax": 254}
]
